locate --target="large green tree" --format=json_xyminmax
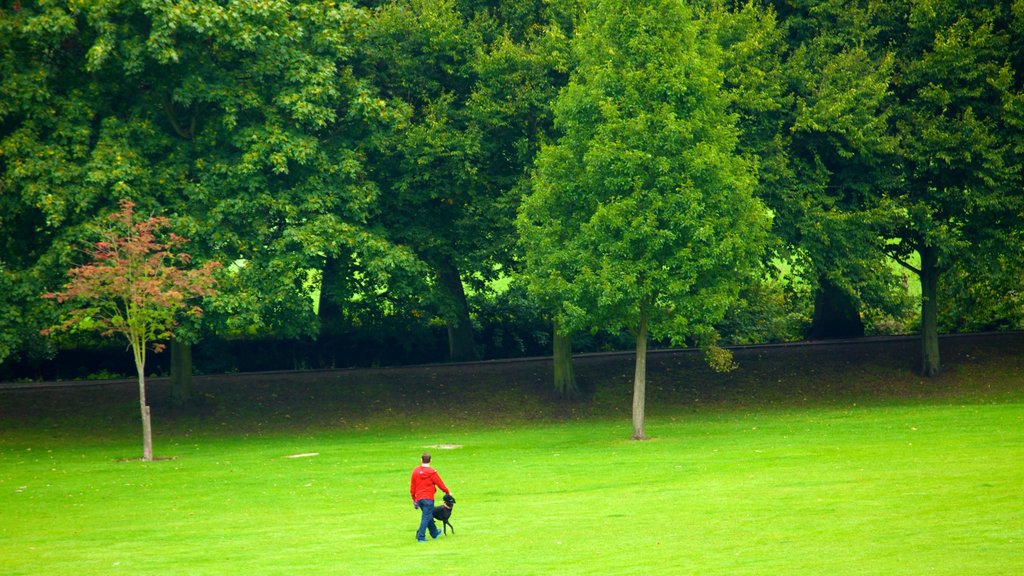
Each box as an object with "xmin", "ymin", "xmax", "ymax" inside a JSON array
[
  {"xmin": 880, "ymin": 0, "xmax": 1024, "ymax": 375},
  {"xmin": 356, "ymin": 0, "xmax": 490, "ymax": 361},
  {"xmin": 356, "ymin": 0, "xmax": 577, "ymax": 362},
  {"xmin": 463, "ymin": 0, "xmax": 581, "ymax": 394},
  {"xmin": 712, "ymin": 0, "xmax": 1022, "ymax": 373},
  {"xmin": 518, "ymin": 0, "xmax": 770, "ymax": 439},
  {"xmin": 717, "ymin": 0, "xmax": 908, "ymax": 340},
  {"xmin": 1, "ymin": 1, "xmax": 396, "ymax": 374}
]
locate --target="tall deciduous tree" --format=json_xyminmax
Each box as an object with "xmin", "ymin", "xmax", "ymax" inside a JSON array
[
  {"xmin": 881, "ymin": 0, "xmax": 1024, "ymax": 375},
  {"xmin": 43, "ymin": 200, "xmax": 219, "ymax": 461},
  {"xmin": 718, "ymin": 0, "xmax": 906, "ymax": 340},
  {"xmin": 356, "ymin": 0, "xmax": 486, "ymax": 361},
  {"xmin": 466, "ymin": 0, "xmax": 581, "ymax": 384},
  {"xmin": 358, "ymin": 0, "xmax": 578, "ymax": 362},
  {"xmin": 1, "ymin": 1, "xmax": 397, "ymax": 369},
  {"xmin": 518, "ymin": 0, "xmax": 770, "ymax": 439},
  {"xmin": 713, "ymin": 0, "xmax": 1022, "ymax": 372}
]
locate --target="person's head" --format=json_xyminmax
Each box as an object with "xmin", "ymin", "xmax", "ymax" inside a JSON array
[{"xmin": 421, "ymin": 452, "xmax": 432, "ymax": 464}]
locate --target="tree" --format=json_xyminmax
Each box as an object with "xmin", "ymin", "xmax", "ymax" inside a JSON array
[
  {"xmin": 356, "ymin": 0, "xmax": 578, "ymax": 363},
  {"xmin": 465, "ymin": 0, "xmax": 581, "ymax": 393},
  {"xmin": 718, "ymin": 0, "xmax": 907, "ymax": 340},
  {"xmin": 1, "ymin": 1, "xmax": 392, "ymax": 374},
  {"xmin": 518, "ymin": 0, "xmax": 770, "ymax": 440},
  {"xmin": 43, "ymin": 200, "xmax": 220, "ymax": 461},
  {"xmin": 551, "ymin": 318, "xmax": 579, "ymax": 398},
  {"xmin": 880, "ymin": 0, "xmax": 1024, "ymax": 375},
  {"xmin": 711, "ymin": 0, "xmax": 1023, "ymax": 373},
  {"xmin": 355, "ymin": 0, "xmax": 488, "ymax": 361}
]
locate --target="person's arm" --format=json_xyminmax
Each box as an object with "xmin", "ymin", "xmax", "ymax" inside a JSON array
[{"xmin": 433, "ymin": 471, "xmax": 451, "ymax": 495}]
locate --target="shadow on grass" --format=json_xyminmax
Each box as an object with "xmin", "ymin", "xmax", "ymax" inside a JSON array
[{"xmin": 2, "ymin": 332, "xmax": 1021, "ymax": 439}]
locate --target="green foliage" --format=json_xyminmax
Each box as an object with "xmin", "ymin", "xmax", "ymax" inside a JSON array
[
  {"xmin": 0, "ymin": 0, "xmax": 396, "ymax": 350},
  {"xmin": 878, "ymin": 0, "xmax": 1024, "ymax": 373},
  {"xmin": 469, "ymin": 281, "xmax": 550, "ymax": 359},
  {"xmin": 43, "ymin": 200, "xmax": 221, "ymax": 356},
  {"xmin": 716, "ymin": 271, "xmax": 812, "ymax": 345},
  {"xmin": 82, "ymin": 369, "xmax": 129, "ymax": 381},
  {"xmin": 2, "ymin": 0, "xmax": 1023, "ymax": 377},
  {"xmin": 351, "ymin": 0, "xmax": 581, "ymax": 360},
  {"xmin": 724, "ymin": 0, "xmax": 906, "ymax": 323},
  {"xmin": 939, "ymin": 241, "xmax": 1024, "ymax": 332},
  {"xmin": 706, "ymin": 0, "xmax": 1023, "ymax": 372},
  {"xmin": 358, "ymin": 0, "xmax": 489, "ymax": 275},
  {"xmin": 703, "ymin": 344, "xmax": 738, "ymax": 372},
  {"xmin": 519, "ymin": 0, "xmax": 769, "ymax": 344},
  {"xmin": 0, "ymin": 264, "xmax": 37, "ymax": 364},
  {"xmin": 885, "ymin": 0, "xmax": 1023, "ymax": 258}
]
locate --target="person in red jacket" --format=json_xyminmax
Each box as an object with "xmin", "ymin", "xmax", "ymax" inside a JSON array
[{"xmin": 410, "ymin": 452, "xmax": 451, "ymax": 542}]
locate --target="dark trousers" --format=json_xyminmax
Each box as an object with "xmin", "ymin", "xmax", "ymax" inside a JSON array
[{"xmin": 416, "ymin": 499, "xmax": 440, "ymax": 541}]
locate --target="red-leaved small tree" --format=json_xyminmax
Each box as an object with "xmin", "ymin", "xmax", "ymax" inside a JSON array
[{"xmin": 44, "ymin": 200, "xmax": 220, "ymax": 461}]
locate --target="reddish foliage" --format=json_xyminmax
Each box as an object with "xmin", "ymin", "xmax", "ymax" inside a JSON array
[{"xmin": 43, "ymin": 200, "xmax": 221, "ymax": 353}]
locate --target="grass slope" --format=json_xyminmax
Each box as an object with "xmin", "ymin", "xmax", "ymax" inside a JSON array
[{"xmin": 1, "ymin": 334, "xmax": 1022, "ymax": 575}]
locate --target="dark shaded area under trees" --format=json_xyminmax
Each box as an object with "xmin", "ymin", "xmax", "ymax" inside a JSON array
[{"xmin": 3, "ymin": 333, "xmax": 1021, "ymax": 436}]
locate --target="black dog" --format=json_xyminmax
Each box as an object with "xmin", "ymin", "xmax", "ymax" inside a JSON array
[{"xmin": 432, "ymin": 493, "xmax": 456, "ymax": 534}]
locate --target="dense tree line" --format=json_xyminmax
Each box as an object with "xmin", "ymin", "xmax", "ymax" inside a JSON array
[{"xmin": 2, "ymin": 0, "xmax": 1022, "ymax": 385}]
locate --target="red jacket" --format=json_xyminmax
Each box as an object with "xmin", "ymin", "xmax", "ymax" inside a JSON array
[{"xmin": 410, "ymin": 465, "xmax": 450, "ymax": 502}]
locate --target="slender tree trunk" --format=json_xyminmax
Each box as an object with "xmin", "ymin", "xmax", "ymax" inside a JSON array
[
  {"xmin": 133, "ymin": 345, "xmax": 153, "ymax": 462},
  {"xmin": 170, "ymin": 340, "xmax": 192, "ymax": 406},
  {"xmin": 552, "ymin": 318, "xmax": 578, "ymax": 398},
  {"xmin": 435, "ymin": 259, "xmax": 476, "ymax": 362},
  {"xmin": 632, "ymin": 310, "xmax": 649, "ymax": 441},
  {"xmin": 920, "ymin": 245, "xmax": 941, "ymax": 377}
]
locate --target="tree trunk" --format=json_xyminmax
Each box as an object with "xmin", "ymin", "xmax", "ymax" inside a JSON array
[
  {"xmin": 806, "ymin": 275, "xmax": 864, "ymax": 339},
  {"xmin": 318, "ymin": 255, "xmax": 346, "ymax": 335},
  {"xmin": 317, "ymin": 255, "xmax": 348, "ymax": 368},
  {"xmin": 435, "ymin": 259, "xmax": 476, "ymax": 362},
  {"xmin": 552, "ymin": 318, "xmax": 578, "ymax": 398},
  {"xmin": 920, "ymin": 245, "xmax": 941, "ymax": 376},
  {"xmin": 631, "ymin": 310, "xmax": 649, "ymax": 441},
  {"xmin": 134, "ymin": 346, "xmax": 153, "ymax": 462},
  {"xmin": 170, "ymin": 339, "xmax": 192, "ymax": 406}
]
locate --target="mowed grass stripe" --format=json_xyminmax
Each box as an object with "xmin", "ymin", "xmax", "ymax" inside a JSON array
[{"xmin": 1, "ymin": 402, "xmax": 1022, "ymax": 575}]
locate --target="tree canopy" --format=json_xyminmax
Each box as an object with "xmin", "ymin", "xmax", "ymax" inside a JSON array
[
  {"xmin": 518, "ymin": 0, "xmax": 770, "ymax": 438},
  {"xmin": 43, "ymin": 200, "xmax": 219, "ymax": 461},
  {"xmin": 1, "ymin": 0, "xmax": 1021, "ymax": 386}
]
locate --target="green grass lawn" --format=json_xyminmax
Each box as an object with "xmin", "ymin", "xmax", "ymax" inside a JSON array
[{"xmin": 2, "ymin": 400, "xmax": 1022, "ymax": 575}]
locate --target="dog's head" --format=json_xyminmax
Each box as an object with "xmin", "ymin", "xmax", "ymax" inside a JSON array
[{"xmin": 443, "ymin": 493, "xmax": 456, "ymax": 507}]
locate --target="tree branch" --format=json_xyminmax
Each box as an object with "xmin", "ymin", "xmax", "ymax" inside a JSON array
[
  {"xmin": 887, "ymin": 250, "xmax": 921, "ymax": 275},
  {"xmin": 161, "ymin": 94, "xmax": 194, "ymax": 140}
]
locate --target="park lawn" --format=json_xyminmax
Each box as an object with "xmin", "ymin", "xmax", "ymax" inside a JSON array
[{"xmin": 1, "ymin": 399, "xmax": 1022, "ymax": 576}]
